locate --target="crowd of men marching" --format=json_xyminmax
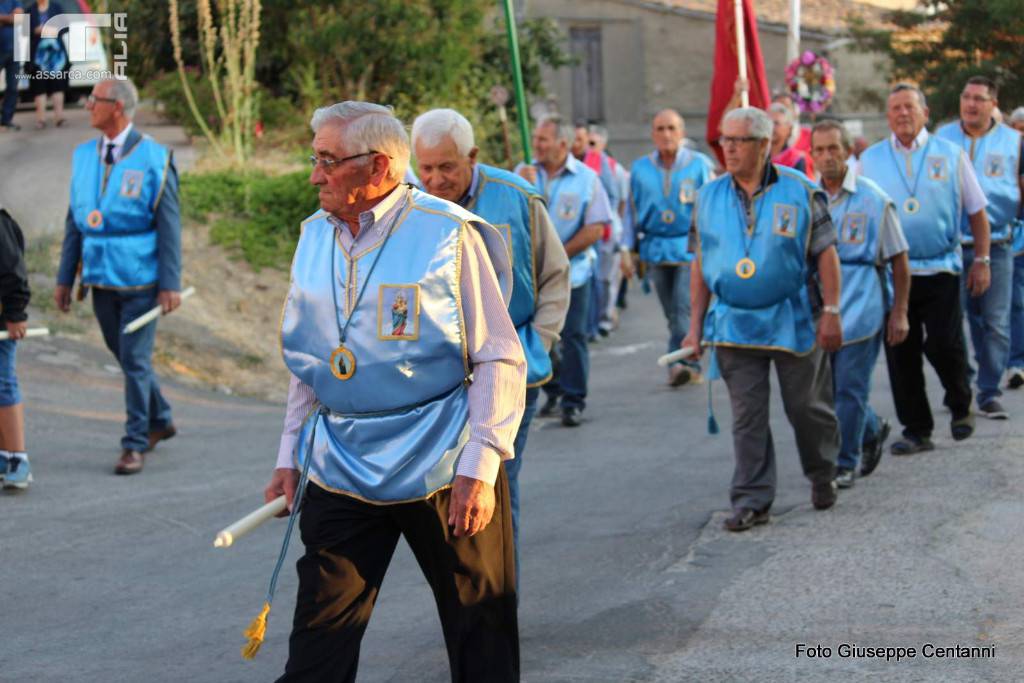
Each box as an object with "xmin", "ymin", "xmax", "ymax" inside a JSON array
[
  {"xmin": 501, "ymin": 76, "xmax": 1023, "ymax": 533},
  {"xmin": 6, "ymin": 70, "xmax": 1019, "ymax": 680}
]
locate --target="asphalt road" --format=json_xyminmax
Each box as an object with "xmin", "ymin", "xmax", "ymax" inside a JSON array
[{"xmin": 2, "ymin": 286, "xmax": 1022, "ymax": 682}]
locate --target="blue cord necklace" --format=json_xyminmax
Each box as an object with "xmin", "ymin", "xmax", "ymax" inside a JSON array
[{"xmin": 327, "ymin": 215, "xmax": 397, "ymax": 380}]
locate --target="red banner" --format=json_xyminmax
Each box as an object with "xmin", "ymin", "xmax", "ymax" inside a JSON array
[{"xmin": 706, "ymin": 0, "xmax": 771, "ymax": 164}]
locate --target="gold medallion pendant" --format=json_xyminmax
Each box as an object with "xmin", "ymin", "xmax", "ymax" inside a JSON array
[
  {"xmin": 86, "ymin": 210, "xmax": 103, "ymax": 229},
  {"xmin": 661, "ymin": 209, "xmax": 676, "ymax": 224},
  {"xmin": 735, "ymin": 257, "xmax": 757, "ymax": 279},
  {"xmin": 903, "ymin": 198, "xmax": 920, "ymax": 215},
  {"xmin": 329, "ymin": 344, "xmax": 356, "ymax": 381}
]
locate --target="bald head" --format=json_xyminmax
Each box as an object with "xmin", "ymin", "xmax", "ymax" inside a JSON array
[{"xmin": 652, "ymin": 109, "xmax": 685, "ymax": 157}]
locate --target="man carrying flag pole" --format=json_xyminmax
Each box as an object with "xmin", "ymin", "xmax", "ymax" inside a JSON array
[{"xmin": 707, "ymin": 0, "xmax": 771, "ymax": 165}]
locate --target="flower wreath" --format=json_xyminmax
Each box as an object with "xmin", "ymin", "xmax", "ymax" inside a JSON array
[{"xmin": 784, "ymin": 51, "xmax": 836, "ymax": 114}]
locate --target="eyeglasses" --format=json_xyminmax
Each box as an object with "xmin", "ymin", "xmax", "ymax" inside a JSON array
[
  {"xmin": 308, "ymin": 151, "xmax": 379, "ymax": 172},
  {"xmin": 960, "ymin": 93, "xmax": 993, "ymax": 104},
  {"xmin": 719, "ymin": 136, "xmax": 761, "ymax": 147},
  {"xmin": 87, "ymin": 94, "xmax": 119, "ymax": 105}
]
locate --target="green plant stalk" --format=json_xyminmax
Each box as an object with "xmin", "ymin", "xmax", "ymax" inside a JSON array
[
  {"xmin": 501, "ymin": 0, "xmax": 532, "ymax": 164},
  {"xmin": 168, "ymin": 0, "xmax": 228, "ymax": 159}
]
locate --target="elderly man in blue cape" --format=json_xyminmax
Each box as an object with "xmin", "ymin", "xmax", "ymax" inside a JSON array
[
  {"xmin": 682, "ymin": 107, "xmax": 843, "ymax": 532},
  {"xmin": 516, "ymin": 114, "xmax": 613, "ymax": 427},
  {"xmin": 411, "ymin": 108, "xmax": 570, "ymax": 577},
  {"xmin": 625, "ymin": 109, "xmax": 715, "ymax": 387},
  {"xmin": 54, "ymin": 77, "xmax": 182, "ymax": 475},
  {"xmin": 264, "ymin": 101, "xmax": 525, "ymax": 682},
  {"xmin": 936, "ymin": 76, "xmax": 1023, "ymax": 418},
  {"xmin": 860, "ymin": 83, "xmax": 992, "ymax": 453},
  {"xmin": 810, "ymin": 119, "xmax": 911, "ymax": 489}
]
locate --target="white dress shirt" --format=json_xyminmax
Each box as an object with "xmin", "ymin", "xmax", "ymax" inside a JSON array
[{"xmin": 102, "ymin": 123, "xmax": 134, "ymax": 163}]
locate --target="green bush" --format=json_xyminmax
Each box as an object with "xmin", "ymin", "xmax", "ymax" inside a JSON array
[{"xmin": 181, "ymin": 169, "xmax": 318, "ymax": 270}]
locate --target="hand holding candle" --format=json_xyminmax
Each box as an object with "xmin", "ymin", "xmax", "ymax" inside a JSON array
[{"xmin": 214, "ymin": 496, "xmax": 287, "ymax": 548}]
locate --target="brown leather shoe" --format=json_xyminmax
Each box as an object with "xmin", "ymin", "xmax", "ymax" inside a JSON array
[
  {"xmin": 115, "ymin": 448, "xmax": 144, "ymax": 475},
  {"xmin": 145, "ymin": 424, "xmax": 177, "ymax": 453}
]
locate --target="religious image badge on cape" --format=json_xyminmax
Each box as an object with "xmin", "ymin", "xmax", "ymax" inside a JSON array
[
  {"xmin": 555, "ymin": 192, "xmax": 579, "ymax": 222},
  {"xmin": 773, "ymin": 203, "xmax": 798, "ymax": 238},
  {"xmin": 926, "ymin": 156, "xmax": 947, "ymax": 182},
  {"xmin": 842, "ymin": 213, "xmax": 867, "ymax": 244},
  {"xmin": 984, "ymin": 153, "xmax": 1005, "ymax": 178},
  {"xmin": 378, "ymin": 284, "xmax": 420, "ymax": 341},
  {"xmin": 120, "ymin": 170, "xmax": 145, "ymax": 199},
  {"xmin": 678, "ymin": 179, "xmax": 696, "ymax": 204}
]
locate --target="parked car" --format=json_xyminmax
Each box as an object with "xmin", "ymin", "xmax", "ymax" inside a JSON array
[{"xmin": 0, "ymin": 0, "xmax": 110, "ymax": 104}]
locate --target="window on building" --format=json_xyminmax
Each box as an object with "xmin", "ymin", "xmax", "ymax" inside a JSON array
[{"xmin": 570, "ymin": 26, "xmax": 603, "ymax": 123}]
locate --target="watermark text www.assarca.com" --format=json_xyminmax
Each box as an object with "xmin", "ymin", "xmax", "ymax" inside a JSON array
[{"xmin": 11, "ymin": 13, "xmax": 127, "ymax": 79}]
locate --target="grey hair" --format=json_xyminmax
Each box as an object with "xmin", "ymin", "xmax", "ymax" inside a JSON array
[
  {"xmin": 1009, "ymin": 107, "xmax": 1024, "ymax": 124},
  {"xmin": 536, "ymin": 114, "xmax": 575, "ymax": 145},
  {"xmin": 723, "ymin": 107, "xmax": 773, "ymax": 140},
  {"xmin": 890, "ymin": 83, "xmax": 927, "ymax": 109},
  {"xmin": 310, "ymin": 101, "xmax": 410, "ymax": 183},
  {"xmin": 102, "ymin": 77, "xmax": 138, "ymax": 120},
  {"xmin": 411, "ymin": 108, "xmax": 475, "ymax": 156},
  {"xmin": 768, "ymin": 102, "xmax": 795, "ymax": 126},
  {"xmin": 811, "ymin": 119, "xmax": 852, "ymax": 151}
]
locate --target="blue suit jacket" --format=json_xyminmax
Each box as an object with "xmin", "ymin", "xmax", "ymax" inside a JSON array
[{"xmin": 57, "ymin": 127, "xmax": 182, "ymax": 291}]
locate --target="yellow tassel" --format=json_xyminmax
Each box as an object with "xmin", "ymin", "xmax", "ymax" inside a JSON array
[{"xmin": 241, "ymin": 601, "xmax": 271, "ymax": 660}]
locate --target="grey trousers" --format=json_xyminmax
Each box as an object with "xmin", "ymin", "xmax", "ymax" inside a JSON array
[{"xmin": 716, "ymin": 345, "xmax": 839, "ymax": 512}]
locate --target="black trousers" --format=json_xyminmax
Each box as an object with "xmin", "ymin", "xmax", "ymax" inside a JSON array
[
  {"xmin": 277, "ymin": 470, "xmax": 519, "ymax": 683},
  {"xmin": 883, "ymin": 272, "xmax": 972, "ymax": 438}
]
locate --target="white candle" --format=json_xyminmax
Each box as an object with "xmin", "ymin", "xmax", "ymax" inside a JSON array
[
  {"xmin": 656, "ymin": 346, "xmax": 696, "ymax": 367},
  {"xmin": 213, "ymin": 495, "xmax": 288, "ymax": 548},
  {"xmin": 123, "ymin": 286, "xmax": 196, "ymax": 334},
  {"xmin": 0, "ymin": 327, "xmax": 50, "ymax": 341}
]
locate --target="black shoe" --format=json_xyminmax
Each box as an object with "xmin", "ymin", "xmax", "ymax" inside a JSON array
[
  {"xmin": 812, "ymin": 481, "xmax": 837, "ymax": 510},
  {"xmin": 561, "ymin": 407, "xmax": 583, "ymax": 427},
  {"xmin": 538, "ymin": 395, "xmax": 559, "ymax": 418},
  {"xmin": 951, "ymin": 413, "xmax": 975, "ymax": 441},
  {"xmin": 979, "ymin": 399, "xmax": 1008, "ymax": 420},
  {"xmin": 860, "ymin": 419, "xmax": 890, "ymax": 477},
  {"xmin": 835, "ymin": 468, "xmax": 856, "ymax": 489},
  {"xmin": 723, "ymin": 507, "xmax": 770, "ymax": 532},
  {"xmin": 1008, "ymin": 369, "xmax": 1024, "ymax": 390},
  {"xmin": 890, "ymin": 434, "xmax": 935, "ymax": 455}
]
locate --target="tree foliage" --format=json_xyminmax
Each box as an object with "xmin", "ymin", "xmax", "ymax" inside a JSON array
[
  {"xmin": 116, "ymin": 1, "xmax": 571, "ymax": 166},
  {"xmin": 848, "ymin": 0, "xmax": 1024, "ymax": 121}
]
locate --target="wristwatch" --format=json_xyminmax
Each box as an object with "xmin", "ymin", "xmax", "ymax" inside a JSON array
[
  {"xmin": 823, "ymin": 305, "xmax": 841, "ymax": 315},
  {"xmin": 977, "ymin": 255, "xmax": 991, "ymax": 266}
]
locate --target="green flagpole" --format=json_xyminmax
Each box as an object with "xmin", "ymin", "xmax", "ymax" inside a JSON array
[{"xmin": 501, "ymin": 0, "xmax": 532, "ymax": 164}]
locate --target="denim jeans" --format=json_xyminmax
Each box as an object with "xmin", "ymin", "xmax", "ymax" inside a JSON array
[
  {"xmin": 961, "ymin": 241, "xmax": 1013, "ymax": 406},
  {"xmin": 0, "ymin": 338, "xmax": 20, "ymax": 406},
  {"xmin": 92, "ymin": 287, "xmax": 173, "ymax": 451},
  {"xmin": 649, "ymin": 263, "xmax": 699, "ymax": 370},
  {"xmin": 1008, "ymin": 252, "xmax": 1024, "ymax": 371},
  {"xmin": 543, "ymin": 281, "xmax": 590, "ymax": 411},
  {"xmin": 831, "ymin": 333, "xmax": 882, "ymax": 471},
  {"xmin": 503, "ymin": 386, "xmax": 538, "ymax": 582}
]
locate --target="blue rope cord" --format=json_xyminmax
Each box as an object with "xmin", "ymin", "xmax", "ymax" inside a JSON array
[{"xmin": 264, "ymin": 406, "xmax": 321, "ymax": 605}]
